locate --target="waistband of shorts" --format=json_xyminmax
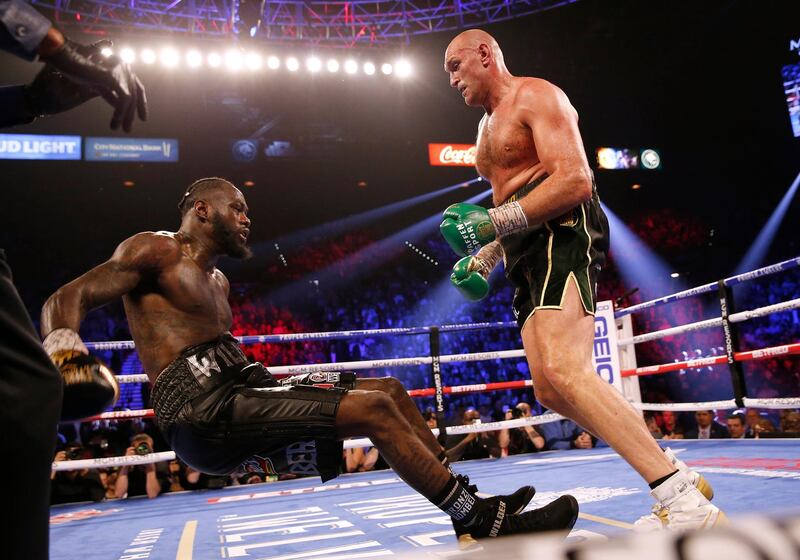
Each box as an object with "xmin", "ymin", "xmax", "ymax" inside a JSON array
[
  {"xmin": 151, "ymin": 333, "xmax": 246, "ymax": 427},
  {"xmin": 502, "ymin": 173, "xmax": 549, "ymax": 205}
]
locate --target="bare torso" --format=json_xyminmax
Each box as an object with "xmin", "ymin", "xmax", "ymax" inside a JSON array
[
  {"xmin": 475, "ymin": 77, "xmax": 549, "ymax": 206},
  {"xmin": 124, "ymin": 232, "xmax": 232, "ymax": 383}
]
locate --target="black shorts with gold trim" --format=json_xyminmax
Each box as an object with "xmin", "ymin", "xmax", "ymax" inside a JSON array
[
  {"xmin": 151, "ymin": 334, "xmax": 355, "ymax": 482},
  {"xmin": 499, "ymin": 173, "xmax": 610, "ymax": 329}
]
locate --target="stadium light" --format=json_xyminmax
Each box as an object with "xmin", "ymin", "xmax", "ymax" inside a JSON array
[
  {"xmin": 119, "ymin": 48, "xmax": 135, "ymax": 64},
  {"xmin": 207, "ymin": 52, "xmax": 222, "ymax": 68},
  {"xmin": 225, "ymin": 49, "xmax": 244, "ymax": 71},
  {"xmin": 186, "ymin": 49, "xmax": 203, "ymax": 68},
  {"xmin": 395, "ymin": 59, "xmax": 412, "ymax": 78},
  {"xmin": 306, "ymin": 56, "xmax": 322, "ymax": 73},
  {"xmin": 161, "ymin": 47, "xmax": 180, "ymax": 68},
  {"xmin": 245, "ymin": 52, "xmax": 263, "ymax": 71},
  {"xmin": 140, "ymin": 48, "xmax": 156, "ymax": 64}
]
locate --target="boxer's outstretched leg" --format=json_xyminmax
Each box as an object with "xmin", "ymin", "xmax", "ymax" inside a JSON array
[
  {"xmin": 354, "ymin": 376, "xmax": 536, "ymax": 546},
  {"xmin": 336, "ymin": 389, "xmax": 578, "ymax": 538},
  {"xmin": 355, "ymin": 377, "xmax": 444, "ymax": 456},
  {"xmin": 525, "ymin": 281, "xmax": 724, "ymax": 530}
]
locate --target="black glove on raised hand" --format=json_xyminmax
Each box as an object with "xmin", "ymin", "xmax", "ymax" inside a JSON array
[
  {"xmin": 41, "ymin": 39, "xmax": 148, "ymax": 132},
  {"xmin": 23, "ymin": 41, "xmax": 108, "ymax": 119}
]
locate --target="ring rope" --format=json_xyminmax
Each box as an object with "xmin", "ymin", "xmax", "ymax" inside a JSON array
[
  {"xmin": 619, "ymin": 318, "xmax": 723, "ymax": 347},
  {"xmin": 53, "ymin": 413, "xmax": 568, "ymax": 472},
  {"xmin": 85, "ymin": 379, "xmax": 538, "ymax": 421},
  {"xmin": 267, "ymin": 349, "xmax": 527, "ymax": 375},
  {"xmin": 617, "ymin": 298, "xmax": 800, "ymax": 347},
  {"xmin": 615, "ymin": 255, "xmax": 800, "ymax": 317},
  {"xmin": 84, "ymin": 321, "xmax": 521, "ymax": 351},
  {"xmin": 742, "ymin": 397, "xmax": 800, "ymax": 409},
  {"xmin": 628, "ymin": 400, "xmax": 738, "ymax": 412},
  {"xmin": 729, "ymin": 298, "xmax": 800, "ymax": 323},
  {"xmin": 621, "ymin": 341, "xmax": 800, "ymax": 377}
]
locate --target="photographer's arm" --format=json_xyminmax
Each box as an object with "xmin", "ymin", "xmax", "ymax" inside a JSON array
[{"xmin": 144, "ymin": 463, "xmax": 161, "ymax": 499}]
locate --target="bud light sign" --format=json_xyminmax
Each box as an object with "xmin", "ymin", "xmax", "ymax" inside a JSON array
[{"xmin": 0, "ymin": 134, "xmax": 81, "ymax": 160}]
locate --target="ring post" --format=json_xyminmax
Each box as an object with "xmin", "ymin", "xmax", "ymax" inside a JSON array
[
  {"xmin": 429, "ymin": 327, "xmax": 448, "ymax": 445},
  {"xmin": 718, "ymin": 280, "xmax": 747, "ymax": 408}
]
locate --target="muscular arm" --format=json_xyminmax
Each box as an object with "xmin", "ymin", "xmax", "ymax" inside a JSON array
[
  {"xmin": 40, "ymin": 232, "xmax": 179, "ymax": 337},
  {"xmin": 512, "ymin": 80, "xmax": 594, "ymax": 222}
]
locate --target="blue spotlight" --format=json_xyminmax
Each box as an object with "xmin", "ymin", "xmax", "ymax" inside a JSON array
[
  {"xmin": 246, "ymin": 178, "xmax": 482, "ymax": 261},
  {"xmin": 600, "ymin": 202, "xmax": 688, "ymax": 300},
  {"xmin": 406, "ymin": 256, "xmax": 505, "ymax": 327},
  {"xmin": 734, "ymin": 170, "xmax": 800, "ymax": 274},
  {"xmin": 271, "ymin": 188, "xmax": 492, "ymax": 306}
]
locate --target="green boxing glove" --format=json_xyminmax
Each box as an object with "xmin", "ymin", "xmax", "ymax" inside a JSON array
[
  {"xmin": 450, "ymin": 256, "xmax": 491, "ymax": 301},
  {"xmin": 440, "ymin": 203, "xmax": 496, "ymax": 257}
]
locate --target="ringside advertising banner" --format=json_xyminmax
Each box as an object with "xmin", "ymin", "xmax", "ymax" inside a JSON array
[
  {"xmin": 0, "ymin": 134, "xmax": 81, "ymax": 160},
  {"xmin": 85, "ymin": 137, "xmax": 179, "ymax": 162},
  {"xmin": 593, "ymin": 300, "xmax": 622, "ymax": 392},
  {"xmin": 428, "ymin": 143, "xmax": 476, "ymax": 167}
]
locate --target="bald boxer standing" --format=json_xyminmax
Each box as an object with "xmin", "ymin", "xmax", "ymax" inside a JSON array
[
  {"xmin": 41, "ymin": 177, "xmax": 580, "ymax": 542},
  {"xmin": 439, "ymin": 29, "xmax": 724, "ymax": 530}
]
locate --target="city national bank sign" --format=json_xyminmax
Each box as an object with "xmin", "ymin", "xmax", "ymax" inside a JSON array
[{"xmin": 0, "ymin": 134, "xmax": 178, "ymax": 162}]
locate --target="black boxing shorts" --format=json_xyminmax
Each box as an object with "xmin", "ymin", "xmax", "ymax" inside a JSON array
[
  {"xmin": 151, "ymin": 333, "xmax": 354, "ymax": 482},
  {"xmin": 499, "ymin": 173, "xmax": 610, "ymax": 329}
]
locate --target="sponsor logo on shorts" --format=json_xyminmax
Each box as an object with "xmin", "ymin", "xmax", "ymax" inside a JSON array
[
  {"xmin": 286, "ymin": 441, "xmax": 320, "ymax": 475},
  {"xmin": 240, "ymin": 454, "xmax": 279, "ymax": 477},
  {"xmin": 309, "ymin": 372, "xmax": 339, "ymax": 384},
  {"xmin": 186, "ymin": 350, "xmax": 221, "ymax": 379}
]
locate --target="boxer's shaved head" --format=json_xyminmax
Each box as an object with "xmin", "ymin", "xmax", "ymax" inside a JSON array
[
  {"xmin": 178, "ymin": 177, "xmax": 237, "ymax": 216},
  {"xmin": 445, "ymin": 29, "xmax": 505, "ymax": 69},
  {"xmin": 444, "ymin": 29, "xmax": 511, "ymax": 108}
]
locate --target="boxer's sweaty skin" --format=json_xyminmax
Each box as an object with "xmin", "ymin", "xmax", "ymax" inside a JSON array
[{"xmin": 41, "ymin": 183, "xmax": 250, "ymax": 384}]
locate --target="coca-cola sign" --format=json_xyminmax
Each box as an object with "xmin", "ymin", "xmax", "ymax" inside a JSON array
[{"xmin": 428, "ymin": 143, "xmax": 476, "ymax": 167}]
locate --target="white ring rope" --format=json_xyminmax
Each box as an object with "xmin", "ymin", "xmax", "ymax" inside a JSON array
[
  {"xmin": 742, "ymin": 397, "xmax": 800, "ymax": 410},
  {"xmin": 53, "ymin": 414, "xmax": 567, "ymax": 472},
  {"xmin": 617, "ymin": 298, "xmax": 800, "ymax": 347},
  {"xmin": 267, "ymin": 349, "xmax": 526, "ymax": 375},
  {"xmin": 615, "ymin": 255, "xmax": 800, "ymax": 317},
  {"xmin": 729, "ymin": 298, "xmax": 800, "ymax": 323},
  {"xmin": 619, "ymin": 318, "xmax": 724, "ymax": 347},
  {"xmin": 628, "ymin": 400, "xmax": 739, "ymax": 412},
  {"xmin": 52, "ymin": 451, "xmax": 176, "ymax": 471}
]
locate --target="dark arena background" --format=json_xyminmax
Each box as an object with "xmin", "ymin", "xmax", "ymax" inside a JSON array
[{"xmin": 1, "ymin": 1, "xmax": 800, "ymax": 558}]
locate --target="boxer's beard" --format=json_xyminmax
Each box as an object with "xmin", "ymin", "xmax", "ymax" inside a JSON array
[{"xmin": 211, "ymin": 214, "xmax": 252, "ymax": 259}]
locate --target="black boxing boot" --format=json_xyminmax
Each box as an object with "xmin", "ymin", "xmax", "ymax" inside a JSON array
[
  {"xmin": 451, "ymin": 474, "xmax": 536, "ymax": 549},
  {"xmin": 469, "ymin": 494, "xmax": 579, "ymax": 539}
]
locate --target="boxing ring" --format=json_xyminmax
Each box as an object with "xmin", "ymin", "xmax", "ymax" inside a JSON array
[{"xmin": 49, "ymin": 257, "xmax": 800, "ymax": 559}]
